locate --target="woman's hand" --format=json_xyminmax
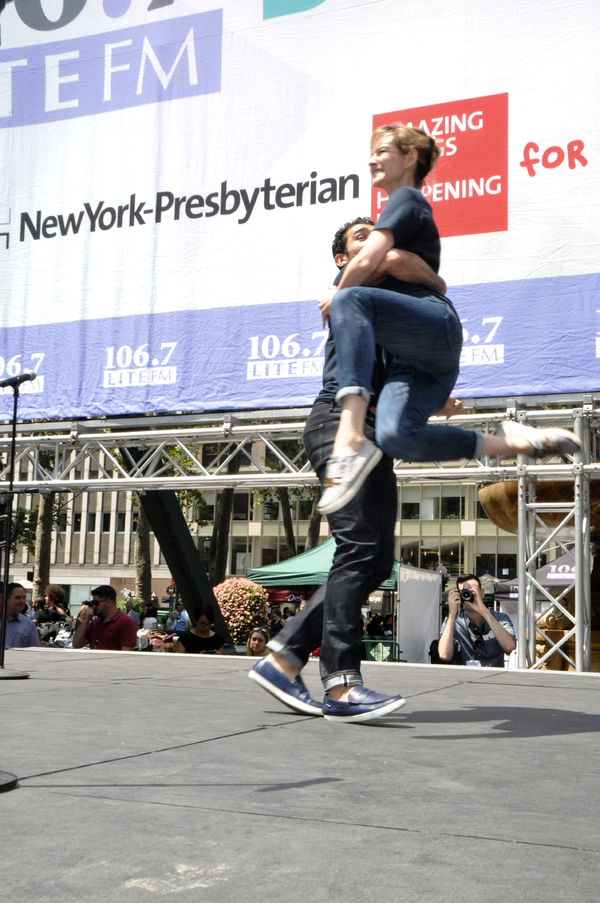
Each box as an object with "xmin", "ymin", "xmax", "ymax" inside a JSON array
[
  {"xmin": 318, "ymin": 282, "xmax": 338, "ymax": 326},
  {"xmin": 436, "ymin": 397, "xmax": 465, "ymax": 419}
]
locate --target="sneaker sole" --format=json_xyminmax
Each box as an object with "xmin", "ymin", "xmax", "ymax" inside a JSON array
[
  {"xmin": 499, "ymin": 421, "xmax": 582, "ymax": 457},
  {"xmin": 248, "ymin": 668, "xmax": 323, "ymax": 716},
  {"xmin": 317, "ymin": 445, "xmax": 384, "ymax": 515},
  {"xmin": 323, "ymin": 696, "xmax": 407, "ymax": 723}
]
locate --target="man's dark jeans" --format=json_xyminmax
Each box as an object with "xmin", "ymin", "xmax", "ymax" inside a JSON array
[{"xmin": 268, "ymin": 400, "xmax": 397, "ymax": 690}]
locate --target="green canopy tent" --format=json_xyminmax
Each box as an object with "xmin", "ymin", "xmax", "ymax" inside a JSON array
[{"xmin": 246, "ymin": 537, "xmax": 397, "ymax": 590}]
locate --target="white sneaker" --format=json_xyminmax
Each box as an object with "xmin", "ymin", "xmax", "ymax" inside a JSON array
[
  {"xmin": 498, "ymin": 420, "xmax": 582, "ymax": 458},
  {"xmin": 317, "ymin": 438, "xmax": 383, "ymax": 514}
]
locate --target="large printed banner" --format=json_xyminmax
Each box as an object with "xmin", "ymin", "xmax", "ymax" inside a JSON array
[{"xmin": 0, "ymin": 0, "xmax": 599, "ymax": 419}]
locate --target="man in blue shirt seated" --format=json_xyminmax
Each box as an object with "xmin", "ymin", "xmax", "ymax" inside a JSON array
[
  {"xmin": 1, "ymin": 582, "xmax": 41, "ymax": 649},
  {"xmin": 438, "ymin": 574, "xmax": 516, "ymax": 667}
]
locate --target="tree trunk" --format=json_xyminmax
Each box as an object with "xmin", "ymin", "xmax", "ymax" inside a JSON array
[
  {"xmin": 208, "ymin": 451, "xmax": 241, "ymax": 586},
  {"xmin": 135, "ymin": 502, "xmax": 152, "ymax": 606},
  {"xmin": 32, "ymin": 491, "xmax": 55, "ymax": 599},
  {"xmin": 304, "ymin": 490, "xmax": 322, "ymax": 551},
  {"xmin": 277, "ymin": 487, "xmax": 297, "ymax": 558}
]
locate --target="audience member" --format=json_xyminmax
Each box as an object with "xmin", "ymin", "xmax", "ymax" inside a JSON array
[
  {"xmin": 72, "ymin": 585, "xmax": 137, "ymax": 651},
  {"xmin": 33, "ymin": 584, "xmax": 69, "ymax": 626},
  {"xmin": 246, "ymin": 627, "xmax": 270, "ymax": 657},
  {"xmin": 175, "ymin": 604, "xmax": 224, "ymax": 654},
  {"xmin": 1, "ymin": 583, "xmax": 41, "ymax": 649},
  {"xmin": 125, "ymin": 598, "xmax": 140, "ymax": 627},
  {"xmin": 268, "ymin": 607, "xmax": 286, "ymax": 635},
  {"xmin": 141, "ymin": 601, "xmax": 158, "ymax": 622},
  {"xmin": 172, "ymin": 600, "xmax": 189, "ymax": 634}
]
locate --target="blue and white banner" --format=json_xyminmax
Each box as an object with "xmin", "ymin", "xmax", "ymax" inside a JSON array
[{"xmin": 0, "ymin": 0, "xmax": 599, "ymax": 419}]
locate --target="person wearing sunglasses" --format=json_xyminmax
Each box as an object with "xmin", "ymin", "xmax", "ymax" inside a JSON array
[
  {"xmin": 72, "ymin": 585, "xmax": 137, "ymax": 651},
  {"xmin": 246, "ymin": 627, "xmax": 271, "ymax": 657}
]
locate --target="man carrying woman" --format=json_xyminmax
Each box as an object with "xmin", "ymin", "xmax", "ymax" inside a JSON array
[{"xmin": 249, "ymin": 215, "xmax": 459, "ymax": 722}]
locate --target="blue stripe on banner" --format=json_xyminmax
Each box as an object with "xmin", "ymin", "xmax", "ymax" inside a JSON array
[{"xmin": 0, "ymin": 271, "xmax": 599, "ymax": 420}]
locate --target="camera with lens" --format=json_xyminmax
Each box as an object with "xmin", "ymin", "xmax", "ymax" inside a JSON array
[{"xmin": 460, "ymin": 588, "xmax": 474, "ymax": 604}]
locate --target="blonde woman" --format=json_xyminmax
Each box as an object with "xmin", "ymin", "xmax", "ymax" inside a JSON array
[{"xmin": 318, "ymin": 125, "xmax": 581, "ymax": 514}]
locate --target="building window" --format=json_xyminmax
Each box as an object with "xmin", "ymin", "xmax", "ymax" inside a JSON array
[
  {"xmin": 117, "ymin": 512, "xmax": 126, "ymax": 533},
  {"xmin": 400, "ymin": 539, "xmax": 419, "ymax": 567},
  {"xmin": 232, "ymin": 493, "xmax": 250, "ymax": 521},
  {"xmin": 441, "ymin": 490, "xmax": 464, "ymax": 520},
  {"xmin": 400, "ymin": 487, "xmax": 420, "ymax": 520},
  {"xmin": 420, "ymin": 540, "xmax": 439, "ymax": 570},
  {"xmin": 263, "ymin": 501, "xmax": 279, "ymax": 521},
  {"xmin": 73, "ymin": 512, "xmax": 82, "ymax": 533},
  {"xmin": 102, "ymin": 512, "xmax": 111, "ymax": 533},
  {"xmin": 476, "ymin": 500, "xmax": 490, "ymax": 519},
  {"xmin": 298, "ymin": 498, "xmax": 313, "ymax": 520},
  {"xmin": 421, "ymin": 487, "xmax": 440, "ymax": 521},
  {"xmin": 87, "ymin": 512, "xmax": 96, "ymax": 533}
]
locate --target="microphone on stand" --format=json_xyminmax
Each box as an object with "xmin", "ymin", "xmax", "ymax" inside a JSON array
[{"xmin": 0, "ymin": 370, "xmax": 37, "ymax": 389}]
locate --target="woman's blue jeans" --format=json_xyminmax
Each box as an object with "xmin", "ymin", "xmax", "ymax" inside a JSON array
[{"xmin": 329, "ymin": 286, "xmax": 480, "ymax": 462}]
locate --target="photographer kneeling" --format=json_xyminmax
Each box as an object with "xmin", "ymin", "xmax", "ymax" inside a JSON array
[{"xmin": 438, "ymin": 575, "xmax": 516, "ymax": 667}]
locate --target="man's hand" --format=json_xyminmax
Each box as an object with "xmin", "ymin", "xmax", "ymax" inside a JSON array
[
  {"xmin": 78, "ymin": 604, "xmax": 94, "ymax": 625},
  {"xmin": 72, "ymin": 604, "xmax": 94, "ymax": 649},
  {"xmin": 463, "ymin": 588, "xmax": 488, "ymax": 619},
  {"xmin": 318, "ymin": 282, "xmax": 338, "ymax": 327},
  {"xmin": 435, "ymin": 397, "xmax": 465, "ymax": 419},
  {"xmin": 447, "ymin": 589, "xmax": 462, "ymax": 617}
]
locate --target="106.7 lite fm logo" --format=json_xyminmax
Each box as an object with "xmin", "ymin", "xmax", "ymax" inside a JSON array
[{"xmin": 0, "ymin": 1, "xmax": 222, "ymax": 127}]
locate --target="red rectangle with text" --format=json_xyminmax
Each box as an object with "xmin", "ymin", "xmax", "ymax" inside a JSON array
[{"xmin": 372, "ymin": 93, "xmax": 508, "ymax": 238}]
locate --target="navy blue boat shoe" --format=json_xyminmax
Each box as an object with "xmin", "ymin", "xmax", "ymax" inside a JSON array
[
  {"xmin": 249, "ymin": 657, "xmax": 324, "ymax": 716},
  {"xmin": 323, "ymin": 685, "xmax": 406, "ymax": 722}
]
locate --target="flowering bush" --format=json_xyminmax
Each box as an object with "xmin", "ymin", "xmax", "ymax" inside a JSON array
[
  {"xmin": 214, "ymin": 578, "xmax": 269, "ymax": 645},
  {"xmin": 117, "ymin": 589, "xmax": 143, "ymax": 615}
]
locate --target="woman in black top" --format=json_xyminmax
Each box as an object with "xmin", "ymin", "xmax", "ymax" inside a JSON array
[
  {"xmin": 175, "ymin": 603, "xmax": 224, "ymax": 655},
  {"xmin": 317, "ymin": 124, "xmax": 580, "ymax": 514}
]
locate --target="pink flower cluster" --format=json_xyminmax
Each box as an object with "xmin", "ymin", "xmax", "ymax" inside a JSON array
[{"xmin": 214, "ymin": 578, "xmax": 269, "ymax": 645}]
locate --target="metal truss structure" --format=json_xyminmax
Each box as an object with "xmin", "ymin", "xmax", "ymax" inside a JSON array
[{"xmin": 1, "ymin": 398, "xmax": 599, "ymax": 671}]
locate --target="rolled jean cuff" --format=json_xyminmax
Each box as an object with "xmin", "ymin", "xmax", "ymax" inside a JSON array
[
  {"xmin": 335, "ymin": 386, "xmax": 371, "ymax": 404},
  {"xmin": 266, "ymin": 639, "xmax": 305, "ymax": 672},
  {"xmin": 322, "ymin": 671, "xmax": 363, "ymax": 691},
  {"xmin": 472, "ymin": 431, "xmax": 485, "ymax": 461}
]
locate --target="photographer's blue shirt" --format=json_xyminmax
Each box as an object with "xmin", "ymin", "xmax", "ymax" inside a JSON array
[{"xmin": 440, "ymin": 610, "xmax": 515, "ymax": 667}]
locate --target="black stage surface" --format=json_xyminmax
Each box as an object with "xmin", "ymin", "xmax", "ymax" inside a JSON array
[{"xmin": 1, "ymin": 649, "xmax": 599, "ymax": 902}]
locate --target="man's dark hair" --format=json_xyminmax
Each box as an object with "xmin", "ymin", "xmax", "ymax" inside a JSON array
[
  {"xmin": 456, "ymin": 574, "xmax": 482, "ymax": 590},
  {"xmin": 332, "ymin": 217, "xmax": 373, "ymax": 261},
  {"xmin": 6, "ymin": 582, "xmax": 24, "ymax": 599},
  {"xmin": 91, "ymin": 584, "xmax": 117, "ymax": 602}
]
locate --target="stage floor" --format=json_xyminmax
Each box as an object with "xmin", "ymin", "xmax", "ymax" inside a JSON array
[{"xmin": 1, "ymin": 649, "xmax": 600, "ymax": 902}]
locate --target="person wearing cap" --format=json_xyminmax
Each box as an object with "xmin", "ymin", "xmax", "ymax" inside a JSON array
[
  {"xmin": 72, "ymin": 585, "xmax": 137, "ymax": 651},
  {"xmin": 172, "ymin": 601, "xmax": 189, "ymax": 635},
  {"xmin": 1, "ymin": 582, "xmax": 41, "ymax": 649}
]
